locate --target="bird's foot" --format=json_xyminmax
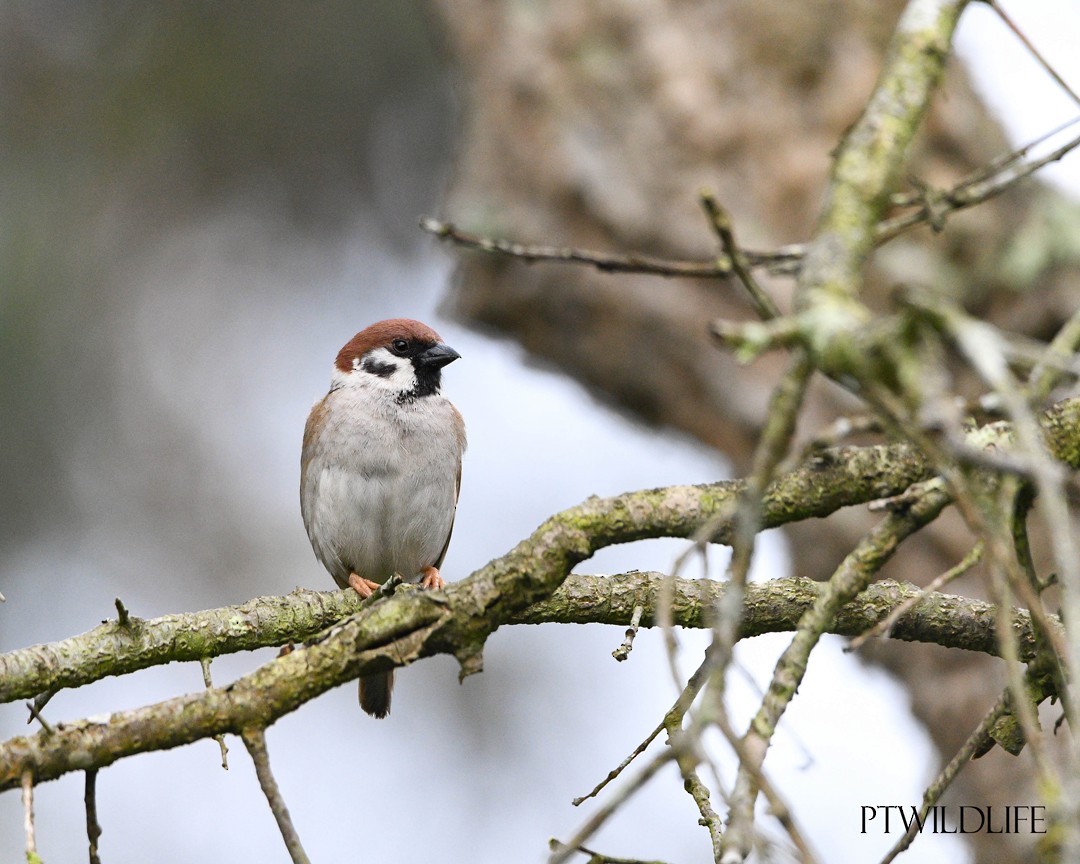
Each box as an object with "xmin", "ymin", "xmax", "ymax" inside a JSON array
[
  {"xmin": 420, "ymin": 566, "xmax": 445, "ymax": 591},
  {"xmin": 347, "ymin": 572, "xmax": 381, "ymax": 599}
]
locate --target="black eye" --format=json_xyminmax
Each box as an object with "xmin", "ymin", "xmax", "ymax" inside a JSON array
[{"xmin": 390, "ymin": 338, "xmax": 409, "ymax": 355}]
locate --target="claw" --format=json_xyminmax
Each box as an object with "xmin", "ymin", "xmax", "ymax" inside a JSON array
[
  {"xmin": 420, "ymin": 566, "xmax": 445, "ymax": 591},
  {"xmin": 347, "ymin": 572, "xmax": 381, "ymax": 599}
]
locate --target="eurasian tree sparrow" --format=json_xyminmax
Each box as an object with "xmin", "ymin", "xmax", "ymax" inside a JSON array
[{"xmin": 301, "ymin": 318, "xmax": 465, "ymax": 717}]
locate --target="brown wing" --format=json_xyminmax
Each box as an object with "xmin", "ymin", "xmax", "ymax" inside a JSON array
[
  {"xmin": 433, "ymin": 404, "xmax": 466, "ymax": 569},
  {"xmin": 300, "ymin": 395, "xmax": 327, "ymax": 512}
]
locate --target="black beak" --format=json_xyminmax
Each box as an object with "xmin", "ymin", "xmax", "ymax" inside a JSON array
[{"xmin": 417, "ymin": 343, "xmax": 461, "ymax": 370}]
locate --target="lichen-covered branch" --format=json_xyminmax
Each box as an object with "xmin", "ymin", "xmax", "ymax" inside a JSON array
[
  {"xmin": 520, "ymin": 572, "xmax": 1044, "ymax": 661},
  {"xmin": 0, "ymin": 569, "xmax": 1052, "ymax": 794},
  {"xmin": 797, "ymin": 0, "xmax": 970, "ymax": 316},
  {"xmin": 0, "ymin": 437, "xmax": 941, "ymax": 704},
  {"xmin": 3, "ymin": 394, "xmax": 1077, "ymax": 703},
  {"xmin": 0, "ymin": 394, "xmax": 1076, "ymax": 798}
]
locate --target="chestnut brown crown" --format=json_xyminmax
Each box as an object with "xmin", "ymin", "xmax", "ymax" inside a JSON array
[{"xmin": 334, "ymin": 318, "xmax": 443, "ymax": 373}]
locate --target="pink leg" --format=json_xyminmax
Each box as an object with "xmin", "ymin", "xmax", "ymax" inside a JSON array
[
  {"xmin": 420, "ymin": 566, "xmax": 445, "ymax": 590},
  {"xmin": 347, "ymin": 572, "xmax": 381, "ymax": 598}
]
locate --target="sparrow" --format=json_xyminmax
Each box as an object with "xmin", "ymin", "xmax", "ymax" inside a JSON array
[{"xmin": 301, "ymin": 318, "xmax": 466, "ymax": 718}]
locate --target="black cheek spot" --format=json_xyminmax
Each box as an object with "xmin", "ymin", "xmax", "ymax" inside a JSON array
[{"xmin": 362, "ymin": 356, "xmax": 397, "ymax": 378}]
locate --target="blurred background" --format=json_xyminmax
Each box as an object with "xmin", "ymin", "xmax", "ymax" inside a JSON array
[{"xmin": 2, "ymin": 2, "xmax": 1080, "ymax": 862}]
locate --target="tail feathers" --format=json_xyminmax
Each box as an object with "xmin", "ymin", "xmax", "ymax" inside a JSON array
[{"xmin": 359, "ymin": 670, "xmax": 394, "ymax": 718}]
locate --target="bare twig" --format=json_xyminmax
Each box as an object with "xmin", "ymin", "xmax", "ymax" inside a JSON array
[
  {"xmin": 551, "ymin": 751, "xmax": 676, "ymax": 864},
  {"xmin": 1029, "ymin": 302, "xmax": 1080, "ymax": 401},
  {"xmin": 574, "ymin": 650, "xmax": 714, "ymax": 806},
  {"xmin": 877, "ymin": 691, "xmax": 1013, "ymax": 864},
  {"xmin": 24, "ymin": 697, "xmax": 54, "ymax": 735},
  {"xmin": 113, "ymin": 598, "xmax": 131, "ymax": 628},
  {"xmin": 85, "ymin": 769, "xmax": 102, "ymax": 864},
  {"xmin": 426, "ymin": 116, "xmax": 1080, "ymax": 297},
  {"xmin": 666, "ymin": 725, "xmax": 726, "ymax": 859},
  {"xmin": 24, "ymin": 691, "xmax": 54, "ymax": 726},
  {"xmin": 242, "ymin": 729, "xmax": 310, "ymax": 864},
  {"xmin": 892, "ymin": 114, "xmax": 1080, "ymax": 209},
  {"xmin": 699, "ymin": 191, "xmax": 782, "ymax": 320},
  {"xmin": 987, "ymin": 0, "xmax": 1080, "ymax": 107},
  {"xmin": 709, "ymin": 704, "xmax": 819, "ymax": 864},
  {"xmin": 421, "ymin": 217, "xmax": 740, "ymax": 278},
  {"xmin": 22, "ymin": 770, "xmax": 41, "ymax": 864},
  {"xmin": 548, "ymin": 840, "xmax": 674, "ymax": 864},
  {"xmin": 875, "ymin": 128, "xmax": 1080, "ymax": 244},
  {"xmin": 611, "ymin": 601, "xmax": 645, "ymax": 662},
  {"xmin": 720, "ymin": 353, "xmax": 814, "ymax": 640},
  {"xmin": 200, "ymin": 658, "xmax": 229, "ymax": 770}
]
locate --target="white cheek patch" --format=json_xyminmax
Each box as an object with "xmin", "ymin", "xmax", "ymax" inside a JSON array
[{"xmin": 326, "ymin": 346, "xmax": 417, "ymax": 395}]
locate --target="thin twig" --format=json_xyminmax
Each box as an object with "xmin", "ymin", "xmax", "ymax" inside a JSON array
[
  {"xmin": 682, "ymin": 351, "xmax": 813, "ymax": 863},
  {"xmin": 612, "ymin": 602, "xmax": 645, "ymax": 662},
  {"xmin": 892, "ymin": 114, "xmax": 1080, "ymax": 208},
  {"xmin": 24, "ymin": 691, "xmax": 55, "ymax": 726},
  {"xmin": 1029, "ymin": 302, "xmax": 1080, "ymax": 401},
  {"xmin": 200, "ymin": 658, "xmax": 229, "ymax": 770},
  {"xmin": 709, "ymin": 704, "xmax": 819, "ymax": 864},
  {"xmin": 242, "ymin": 728, "xmax": 311, "ymax": 864},
  {"xmin": 721, "ymin": 483, "xmax": 951, "ymax": 862},
  {"xmin": 878, "ymin": 691, "xmax": 1013, "ymax": 864},
  {"xmin": 551, "ymin": 751, "xmax": 676, "ymax": 864},
  {"xmin": 426, "ymin": 117, "xmax": 1080, "ymax": 294},
  {"xmin": 664, "ymin": 668, "xmax": 728, "ymax": 861},
  {"xmin": 86, "ymin": 769, "xmax": 102, "ymax": 864},
  {"xmin": 699, "ymin": 191, "xmax": 782, "ymax": 320},
  {"xmin": 574, "ymin": 650, "xmax": 714, "ymax": 806},
  {"xmin": 667, "ymin": 728, "xmax": 725, "ymax": 859},
  {"xmin": 722, "ymin": 353, "xmax": 814, "ymax": 619},
  {"xmin": 421, "ymin": 217, "xmax": 738, "ymax": 278},
  {"xmin": 547, "ymin": 840, "xmax": 674, "ymax": 864},
  {"xmin": 25, "ymin": 697, "xmax": 54, "ymax": 735},
  {"xmin": 875, "ymin": 128, "xmax": 1080, "ymax": 243},
  {"xmin": 23, "ymin": 769, "xmax": 41, "ymax": 864},
  {"xmin": 987, "ymin": 0, "xmax": 1080, "ymax": 107}
]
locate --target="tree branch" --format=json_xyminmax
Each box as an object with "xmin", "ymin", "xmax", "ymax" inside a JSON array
[
  {"xmin": 242, "ymin": 728, "xmax": 310, "ymax": 864},
  {"xmin": 2, "ymin": 395, "xmax": 1078, "ymax": 797},
  {"xmin": 0, "ymin": 436, "xmax": 941, "ymax": 704},
  {"xmin": 0, "ymin": 570, "xmax": 1051, "ymax": 794},
  {"xmin": 794, "ymin": 0, "xmax": 971, "ymax": 372}
]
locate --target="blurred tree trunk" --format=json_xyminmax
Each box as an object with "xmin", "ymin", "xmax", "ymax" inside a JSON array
[{"xmin": 428, "ymin": 1, "xmax": 1080, "ymax": 861}]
